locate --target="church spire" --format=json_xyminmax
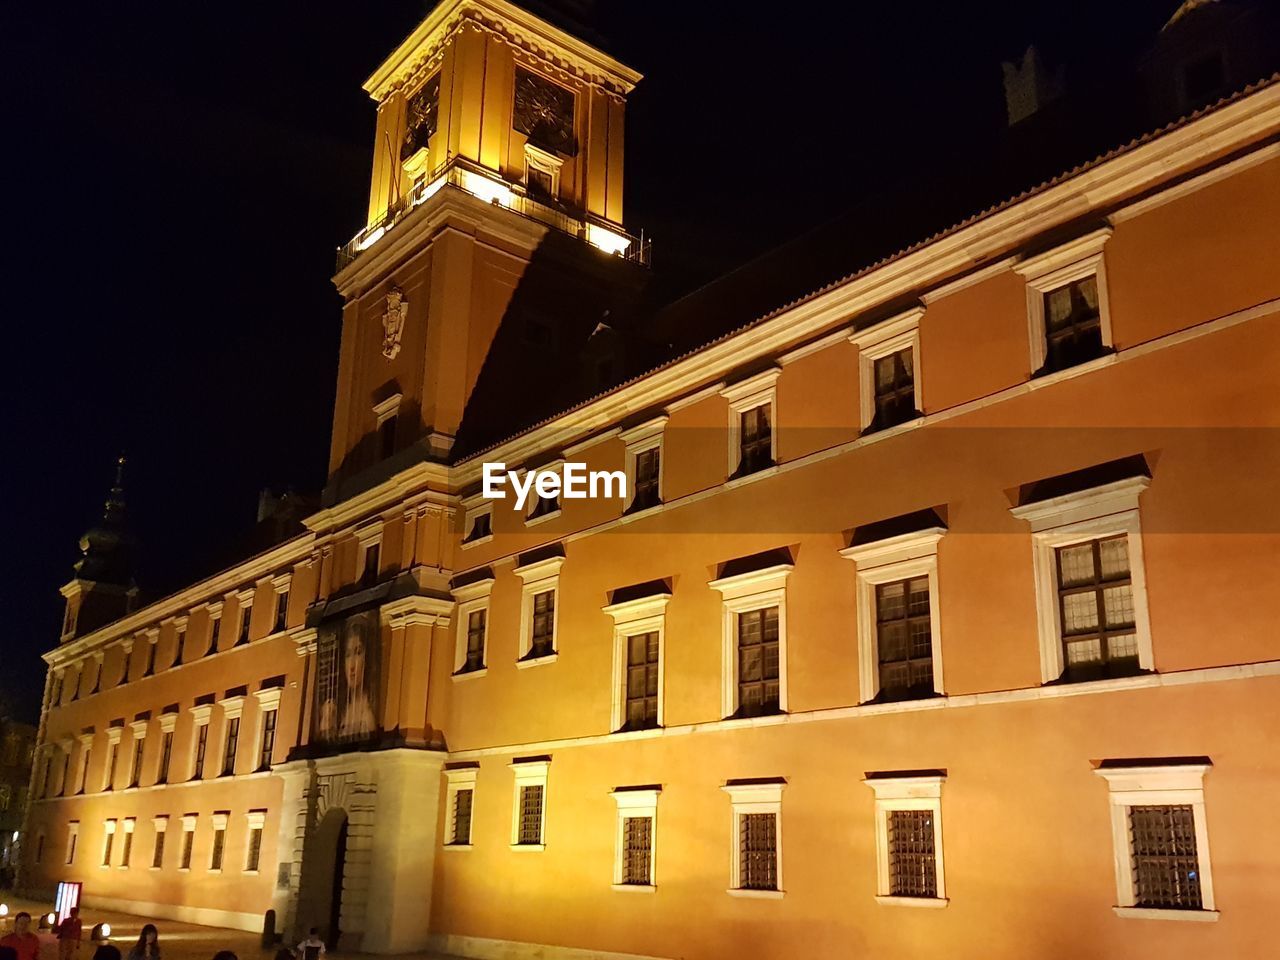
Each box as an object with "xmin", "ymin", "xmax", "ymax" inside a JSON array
[{"xmin": 73, "ymin": 455, "xmax": 137, "ymax": 586}]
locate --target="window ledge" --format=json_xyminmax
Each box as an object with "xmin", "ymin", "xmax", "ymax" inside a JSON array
[
  {"xmin": 1113, "ymin": 907, "xmax": 1219, "ymax": 922},
  {"xmin": 510, "ymin": 843, "xmax": 546, "ymax": 852},
  {"xmin": 612, "ymin": 883, "xmax": 656, "ymax": 893},
  {"xmin": 443, "ymin": 843, "xmax": 474, "ymax": 852},
  {"xmin": 461, "ymin": 534, "xmax": 494, "ymax": 550},
  {"xmin": 876, "ymin": 895, "xmax": 949, "ymax": 908},
  {"xmin": 117, "ymin": 865, "xmax": 130, "ymax": 871},
  {"xmin": 516, "ymin": 653, "xmax": 558, "ymax": 670},
  {"xmin": 1027, "ymin": 352, "xmax": 1118, "ymax": 392},
  {"xmin": 208, "ymin": 868, "xmax": 222, "ymax": 875},
  {"xmin": 724, "ymin": 464, "xmax": 781, "ymax": 490},
  {"xmin": 452, "ymin": 668, "xmax": 488, "ymax": 683},
  {"xmin": 727, "ymin": 888, "xmax": 784, "ymax": 899},
  {"xmin": 148, "ymin": 866, "xmax": 161, "ymax": 872},
  {"xmin": 525, "ymin": 508, "xmax": 562, "ymax": 527},
  {"xmin": 859, "ymin": 415, "xmax": 925, "ymax": 445},
  {"xmin": 178, "ymin": 867, "xmax": 191, "ymax": 873},
  {"xmin": 618, "ymin": 502, "xmax": 664, "ymax": 525},
  {"xmin": 98, "ymin": 864, "xmax": 110, "ymax": 870}
]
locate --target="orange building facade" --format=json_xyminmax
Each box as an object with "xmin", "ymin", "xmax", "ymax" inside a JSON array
[{"xmin": 22, "ymin": 2, "xmax": 1280, "ymax": 957}]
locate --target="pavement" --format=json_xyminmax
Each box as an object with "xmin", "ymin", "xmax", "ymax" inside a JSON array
[{"xmin": 0, "ymin": 898, "xmax": 459, "ymax": 960}]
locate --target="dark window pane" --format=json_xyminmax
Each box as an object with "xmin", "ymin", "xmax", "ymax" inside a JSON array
[
  {"xmin": 622, "ymin": 816, "xmax": 652, "ymax": 885},
  {"xmin": 518, "ymin": 784, "xmax": 544, "ymax": 845},
  {"xmin": 735, "ymin": 608, "xmax": 780, "ymax": 717},
  {"xmin": 739, "ymin": 813, "xmax": 778, "ymax": 890},
  {"xmin": 1130, "ymin": 805, "xmax": 1202, "ymax": 909},
  {"xmin": 1042, "ymin": 275, "xmax": 1104, "ymax": 372},
  {"xmin": 1054, "ymin": 535, "xmax": 1142, "ymax": 682},
  {"xmin": 887, "ymin": 809, "xmax": 937, "ymax": 897},
  {"xmin": 875, "ymin": 577, "xmax": 934, "ymax": 701}
]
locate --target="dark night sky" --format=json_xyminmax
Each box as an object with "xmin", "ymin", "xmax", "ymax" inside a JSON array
[{"xmin": 1, "ymin": 0, "xmax": 1183, "ymax": 721}]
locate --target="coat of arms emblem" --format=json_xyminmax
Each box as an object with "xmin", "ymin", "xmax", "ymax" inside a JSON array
[{"xmin": 382, "ymin": 287, "xmax": 407, "ymax": 360}]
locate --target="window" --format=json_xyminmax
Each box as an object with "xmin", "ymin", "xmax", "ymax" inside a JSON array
[
  {"xmin": 515, "ymin": 556, "xmax": 564, "ymax": 665},
  {"xmin": 510, "ymin": 759, "xmax": 550, "ymax": 850},
  {"xmin": 461, "ymin": 500, "xmax": 493, "ymax": 546},
  {"xmin": 258, "ymin": 708, "xmax": 278, "ymax": 771},
  {"xmin": 524, "ymin": 143, "xmax": 562, "ymax": 197},
  {"xmin": 66, "ymin": 821, "xmax": 79, "ymax": 864},
  {"xmin": 245, "ymin": 811, "xmax": 265, "ymax": 873},
  {"xmin": 723, "ymin": 779, "xmax": 784, "ymax": 897},
  {"xmin": 450, "ymin": 577, "xmax": 493, "ymax": 678},
  {"xmin": 222, "ymin": 717, "xmax": 241, "ymax": 776},
  {"xmin": 102, "ymin": 819, "xmax": 116, "ymax": 867},
  {"xmin": 525, "ymin": 462, "xmax": 563, "ymax": 524},
  {"xmin": 841, "ymin": 522, "xmax": 946, "ymax": 703},
  {"xmin": 603, "ymin": 592, "xmax": 668, "ymax": 732},
  {"xmin": 210, "ymin": 813, "xmax": 228, "ymax": 872},
  {"xmin": 120, "ymin": 819, "xmax": 135, "ymax": 868},
  {"xmin": 864, "ymin": 771, "xmax": 948, "ymax": 906},
  {"xmin": 1010, "ymin": 471, "xmax": 1153, "ymax": 684},
  {"xmin": 274, "ymin": 582, "xmax": 291, "ymax": 634},
  {"xmin": 151, "ymin": 817, "xmax": 168, "ymax": 869},
  {"xmin": 1014, "ymin": 228, "xmax": 1113, "ymax": 377},
  {"xmin": 90, "ymin": 656, "xmax": 102, "ymax": 693},
  {"xmin": 373, "ymin": 393, "xmax": 402, "ymax": 459},
  {"xmin": 128, "ymin": 731, "xmax": 145, "ymax": 788},
  {"xmin": 179, "ymin": 816, "xmax": 197, "ymax": 870},
  {"xmin": 444, "ymin": 767, "xmax": 478, "ymax": 848},
  {"xmin": 710, "ymin": 562, "xmax": 791, "ymax": 719},
  {"xmin": 1094, "ymin": 759, "xmax": 1217, "ymax": 920},
  {"xmin": 172, "ymin": 618, "xmax": 187, "ymax": 667},
  {"xmin": 104, "ymin": 734, "xmax": 121, "ymax": 791},
  {"xmin": 722, "ymin": 369, "xmax": 780, "ymax": 480},
  {"xmin": 360, "ymin": 541, "xmax": 381, "ymax": 588},
  {"xmin": 190, "ymin": 705, "xmax": 213, "ymax": 780},
  {"xmin": 612, "ymin": 787, "xmax": 659, "ymax": 890},
  {"xmin": 77, "ymin": 737, "xmax": 92, "ymax": 794},
  {"xmin": 118, "ymin": 644, "xmax": 132, "ymax": 685},
  {"xmin": 850, "ymin": 307, "xmax": 924, "ymax": 433},
  {"xmin": 156, "ymin": 727, "xmax": 174, "ymax": 785},
  {"xmin": 236, "ymin": 593, "xmax": 254, "ymax": 646},
  {"xmin": 620, "ymin": 416, "xmax": 666, "ymax": 515},
  {"xmin": 143, "ymin": 637, "xmax": 157, "ymax": 677},
  {"xmin": 206, "ymin": 605, "xmax": 223, "ymax": 656}
]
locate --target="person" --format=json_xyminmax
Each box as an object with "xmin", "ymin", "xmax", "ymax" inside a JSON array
[
  {"xmin": 211, "ymin": 952, "xmax": 238, "ymax": 960},
  {"xmin": 57, "ymin": 908, "xmax": 84, "ymax": 960},
  {"xmin": 0, "ymin": 912, "xmax": 40, "ymax": 960},
  {"xmin": 91, "ymin": 948, "xmax": 121, "ymax": 960},
  {"xmin": 338, "ymin": 621, "xmax": 376, "ymax": 739},
  {"xmin": 295, "ymin": 927, "xmax": 325, "ymax": 960},
  {"xmin": 126, "ymin": 925, "xmax": 159, "ymax": 960}
]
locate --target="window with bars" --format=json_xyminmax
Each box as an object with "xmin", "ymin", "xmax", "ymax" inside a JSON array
[
  {"xmin": 210, "ymin": 827, "xmax": 226, "ymax": 871},
  {"xmin": 222, "ymin": 718, "xmax": 240, "ymax": 776},
  {"xmin": 1055, "ymin": 535, "xmax": 1141, "ymax": 681},
  {"xmin": 1129, "ymin": 805, "xmax": 1202, "ymax": 910},
  {"xmin": 1042, "ymin": 275, "xmax": 1104, "ymax": 373},
  {"xmin": 632, "ymin": 448, "xmax": 660, "ymax": 511},
  {"xmin": 870, "ymin": 347, "xmax": 917, "ymax": 431},
  {"xmin": 157, "ymin": 732, "xmax": 173, "ymax": 784},
  {"xmin": 275, "ymin": 590, "xmax": 290, "ymax": 633},
  {"xmin": 527, "ymin": 591, "xmax": 555, "ymax": 660},
  {"xmin": 451, "ymin": 788, "xmax": 474, "ymax": 845},
  {"xmin": 258, "ymin": 709, "xmax": 278, "ymax": 771},
  {"xmin": 121, "ymin": 827, "xmax": 133, "ymax": 868},
  {"xmin": 738, "ymin": 813, "xmax": 778, "ymax": 891},
  {"xmin": 129, "ymin": 740, "xmax": 144, "ymax": 787},
  {"xmin": 193, "ymin": 724, "xmax": 209, "ymax": 780},
  {"xmin": 461, "ymin": 610, "xmax": 486, "ymax": 673},
  {"xmin": 887, "ymin": 809, "xmax": 938, "ymax": 897},
  {"xmin": 621, "ymin": 816, "xmax": 653, "ymax": 885},
  {"xmin": 246, "ymin": 825, "xmax": 263, "ymax": 872},
  {"xmin": 517, "ymin": 784, "xmax": 544, "ymax": 845},
  {"xmin": 875, "ymin": 577, "xmax": 934, "ymax": 700},
  {"xmin": 152, "ymin": 830, "xmax": 166, "ymax": 869},
  {"xmin": 736, "ymin": 608, "xmax": 780, "ymax": 717},
  {"xmin": 180, "ymin": 828, "xmax": 194, "ymax": 870},
  {"xmin": 737, "ymin": 405, "xmax": 773, "ymax": 475},
  {"xmin": 622, "ymin": 632, "xmax": 660, "ymax": 731}
]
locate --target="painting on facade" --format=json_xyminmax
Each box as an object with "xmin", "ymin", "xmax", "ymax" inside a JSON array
[{"xmin": 312, "ymin": 609, "xmax": 380, "ymax": 745}]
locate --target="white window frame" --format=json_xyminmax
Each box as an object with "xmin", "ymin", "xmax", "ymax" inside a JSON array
[
  {"xmin": 1013, "ymin": 227, "xmax": 1114, "ymax": 375},
  {"xmin": 839, "ymin": 526, "xmax": 946, "ymax": 704},
  {"xmin": 373, "ymin": 392, "xmax": 402, "ymax": 431},
  {"xmin": 150, "ymin": 815, "xmax": 168, "ymax": 871},
  {"xmin": 722, "ymin": 780, "xmax": 784, "ymax": 898},
  {"xmin": 451, "ymin": 578, "xmax": 494, "ymax": 679},
  {"xmin": 708, "ymin": 563, "xmax": 793, "ymax": 719},
  {"xmin": 510, "ymin": 758, "xmax": 550, "ymax": 851},
  {"xmin": 251, "ymin": 686, "xmax": 283, "ymax": 772},
  {"xmin": 460, "ymin": 494, "xmax": 494, "ymax": 548},
  {"xmin": 1010, "ymin": 475, "xmax": 1154, "ymax": 684},
  {"xmin": 524, "ymin": 143, "xmax": 563, "ymax": 195},
  {"xmin": 65, "ymin": 820, "xmax": 79, "ymax": 864},
  {"xmin": 515, "ymin": 556, "xmax": 564, "ymax": 667},
  {"xmin": 101, "ymin": 818, "xmax": 117, "ymax": 869},
  {"xmin": 619, "ymin": 416, "xmax": 667, "ymax": 516},
  {"xmin": 611, "ymin": 787, "xmax": 660, "ymax": 891},
  {"xmin": 721, "ymin": 368, "xmax": 781, "ymax": 479},
  {"xmin": 602, "ymin": 594, "xmax": 669, "ymax": 733},
  {"xmin": 119, "ymin": 817, "xmax": 135, "ymax": 869},
  {"xmin": 863, "ymin": 772, "xmax": 948, "ymax": 907},
  {"xmin": 244, "ymin": 810, "xmax": 266, "ymax": 874},
  {"xmin": 179, "ymin": 814, "xmax": 197, "ymax": 871},
  {"xmin": 1093, "ymin": 761, "xmax": 1218, "ymax": 921},
  {"xmin": 849, "ymin": 306, "xmax": 925, "ymax": 433},
  {"xmin": 443, "ymin": 766, "xmax": 479, "ymax": 850},
  {"xmin": 209, "ymin": 812, "xmax": 229, "ymax": 873}
]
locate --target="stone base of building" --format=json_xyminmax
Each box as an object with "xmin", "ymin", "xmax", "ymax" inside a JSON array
[
  {"xmin": 427, "ymin": 934, "xmax": 676, "ymax": 960},
  {"xmin": 80, "ymin": 895, "xmax": 264, "ymax": 933}
]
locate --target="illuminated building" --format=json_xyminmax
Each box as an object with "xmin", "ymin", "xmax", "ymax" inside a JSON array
[{"xmin": 21, "ymin": 1, "xmax": 1280, "ymax": 957}]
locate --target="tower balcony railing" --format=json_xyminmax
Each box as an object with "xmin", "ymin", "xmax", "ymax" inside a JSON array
[{"xmin": 336, "ymin": 156, "xmax": 651, "ymax": 272}]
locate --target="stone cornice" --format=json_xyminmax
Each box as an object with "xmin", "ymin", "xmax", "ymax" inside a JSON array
[{"xmin": 363, "ymin": 0, "xmax": 642, "ymax": 102}]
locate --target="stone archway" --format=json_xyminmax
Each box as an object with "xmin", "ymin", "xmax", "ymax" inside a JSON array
[{"xmin": 295, "ymin": 806, "xmax": 349, "ymax": 947}]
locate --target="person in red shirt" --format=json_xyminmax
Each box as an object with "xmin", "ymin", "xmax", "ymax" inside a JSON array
[
  {"xmin": 57, "ymin": 908, "xmax": 83, "ymax": 960},
  {"xmin": 0, "ymin": 911, "xmax": 41, "ymax": 960}
]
